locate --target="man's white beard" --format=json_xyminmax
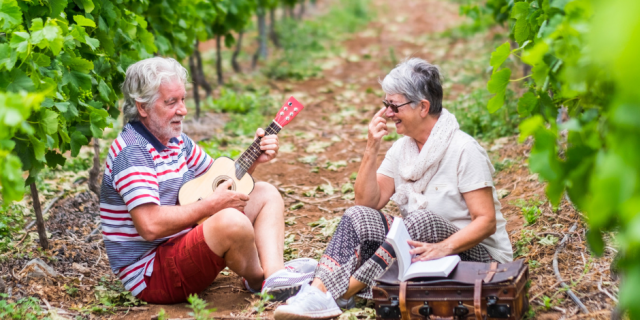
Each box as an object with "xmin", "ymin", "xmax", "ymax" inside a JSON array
[{"xmin": 149, "ymin": 112, "xmax": 184, "ymax": 143}]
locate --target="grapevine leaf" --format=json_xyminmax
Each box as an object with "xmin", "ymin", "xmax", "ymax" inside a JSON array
[
  {"xmin": 31, "ymin": 52, "xmax": 51, "ymax": 67},
  {"xmin": 63, "ymin": 70, "xmax": 92, "ymax": 90},
  {"xmin": 40, "ymin": 109, "xmax": 58, "ymax": 135},
  {"xmin": 45, "ymin": 150, "xmax": 66, "ymax": 168},
  {"xmin": 531, "ymin": 62, "xmax": 549, "ymax": 89},
  {"xmin": 517, "ymin": 92, "xmax": 538, "ymax": 116},
  {"xmin": 48, "ymin": 0, "xmax": 68, "ymax": 18},
  {"xmin": 78, "ymin": 0, "xmax": 95, "ymax": 13},
  {"xmin": 585, "ymin": 229, "xmax": 604, "ymax": 256},
  {"xmin": 54, "ymin": 102, "xmax": 69, "ymax": 112},
  {"xmin": 74, "ymin": 15, "xmax": 96, "ymax": 27},
  {"xmin": 489, "ymin": 42, "xmax": 511, "ymax": 72},
  {"xmin": 2, "ymin": 69, "xmax": 35, "ymax": 92},
  {"xmin": 518, "ymin": 115, "xmax": 545, "ymax": 142},
  {"xmin": 511, "ymin": 2, "xmax": 530, "ymax": 19},
  {"xmin": 70, "ymin": 130, "xmax": 88, "ymax": 157},
  {"xmin": 0, "ymin": 155, "xmax": 25, "ymax": 203},
  {"xmin": 487, "ymin": 68, "xmax": 511, "ymax": 94},
  {"xmin": 84, "ymin": 35, "xmax": 100, "ymax": 50},
  {"xmin": 0, "ymin": 43, "xmax": 17, "ymax": 70},
  {"xmin": 29, "ymin": 135, "xmax": 46, "ymax": 161},
  {"xmin": 30, "ymin": 18, "xmax": 45, "ymax": 45},
  {"xmin": 9, "ymin": 31, "xmax": 30, "ymax": 53},
  {"xmin": 522, "ymin": 41, "xmax": 549, "ymax": 65},
  {"xmin": 98, "ymin": 79, "xmax": 111, "ymax": 101},
  {"xmin": 0, "ymin": 0, "xmax": 22, "ymax": 32},
  {"xmin": 514, "ymin": 18, "xmax": 531, "ymax": 44},
  {"xmin": 487, "ymin": 92, "xmax": 506, "ymax": 114}
]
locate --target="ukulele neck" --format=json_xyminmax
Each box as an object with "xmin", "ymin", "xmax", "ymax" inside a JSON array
[{"xmin": 234, "ymin": 121, "xmax": 282, "ymax": 179}]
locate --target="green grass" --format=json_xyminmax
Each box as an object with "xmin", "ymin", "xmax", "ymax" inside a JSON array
[
  {"xmin": 0, "ymin": 203, "xmax": 26, "ymax": 254},
  {"xmin": 0, "ymin": 294, "xmax": 51, "ymax": 320},
  {"xmin": 447, "ymin": 87, "xmax": 520, "ymax": 141},
  {"xmin": 264, "ymin": 0, "xmax": 374, "ymax": 80}
]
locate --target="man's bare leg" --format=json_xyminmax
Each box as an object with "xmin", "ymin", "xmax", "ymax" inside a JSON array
[
  {"xmin": 244, "ymin": 182, "xmax": 285, "ymax": 278},
  {"xmin": 203, "ymin": 209, "xmax": 264, "ymax": 290}
]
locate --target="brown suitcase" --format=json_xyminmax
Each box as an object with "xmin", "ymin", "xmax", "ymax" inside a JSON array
[{"xmin": 371, "ymin": 260, "xmax": 529, "ymax": 319}]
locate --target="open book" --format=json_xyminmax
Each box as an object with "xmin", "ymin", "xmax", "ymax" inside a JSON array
[{"xmin": 386, "ymin": 217, "xmax": 461, "ymax": 281}]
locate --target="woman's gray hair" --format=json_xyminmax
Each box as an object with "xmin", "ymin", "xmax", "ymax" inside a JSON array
[
  {"xmin": 380, "ymin": 58, "xmax": 443, "ymax": 115},
  {"xmin": 121, "ymin": 57, "xmax": 188, "ymax": 123}
]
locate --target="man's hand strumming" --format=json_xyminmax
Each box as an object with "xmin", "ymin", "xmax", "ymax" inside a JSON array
[{"xmin": 208, "ymin": 179, "xmax": 250, "ymax": 212}]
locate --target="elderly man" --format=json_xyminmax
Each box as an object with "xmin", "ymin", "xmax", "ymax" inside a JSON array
[{"xmin": 100, "ymin": 57, "xmax": 315, "ymax": 304}]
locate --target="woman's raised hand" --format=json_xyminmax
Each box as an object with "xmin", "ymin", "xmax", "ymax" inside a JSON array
[{"xmin": 367, "ymin": 107, "xmax": 388, "ymax": 147}]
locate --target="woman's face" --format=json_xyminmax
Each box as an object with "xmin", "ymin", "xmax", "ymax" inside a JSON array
[{"xmin": 384, "ymin": 93, "xmax": 420, "ymax": 136}]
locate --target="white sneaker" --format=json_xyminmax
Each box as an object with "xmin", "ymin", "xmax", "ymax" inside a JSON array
[
  {"xmin": 284, "ymin": 258, "xmax": 318, "ymax": 274},
  {"xmin": 275, "ymin": 283, "xmax": 342, "ymax": 320},
  {"xmin": 262, "ymin": 269, "xmax": 315, "ymax": 301}
]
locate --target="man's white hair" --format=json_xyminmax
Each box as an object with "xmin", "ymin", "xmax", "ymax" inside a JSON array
[{"xmin": 121, "ymin": 57, "xmax": 188, "ymax": 123}]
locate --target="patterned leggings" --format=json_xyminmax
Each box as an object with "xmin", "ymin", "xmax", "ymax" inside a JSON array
[{"xmin": 315, "ymin": 206, "xmax": 492, "ymax": 299}]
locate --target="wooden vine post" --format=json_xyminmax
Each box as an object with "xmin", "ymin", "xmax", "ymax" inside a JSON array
[{"xmin": 29, "ymin": 183, "xmax": 49, "ymax": 250}]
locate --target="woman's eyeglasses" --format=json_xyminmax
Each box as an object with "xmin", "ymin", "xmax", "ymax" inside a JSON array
[{"xmin": 382, "ymin": 100, "xmax": 412, "ymax": 113}]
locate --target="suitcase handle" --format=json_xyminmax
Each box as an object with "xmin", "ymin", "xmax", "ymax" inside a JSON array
[{"xmin": 473, "ymin": 261, "xmax": 499, "ymax": 320}]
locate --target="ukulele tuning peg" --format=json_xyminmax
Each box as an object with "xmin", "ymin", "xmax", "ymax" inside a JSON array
[
  {"xmin": 289, "ymin": 112, "xmax": 293, "ymax": 116},
  {"xmin": 286, "ymin": 116, "xmax": 290, "ymax": 121},
  {"xmin": 284, "ymin": 107, "xmax": 288, "ymax": 111},
  {"xmin": 280, "ymin": 112, "xmax": 284, "ymax": 116},
  {"xmin": 294, "ymin": 108, "xmax": 298, "ymax": 112},
  {"xmin": 288, "ymin": 102, "xmax": 293, "ymax": 106}
]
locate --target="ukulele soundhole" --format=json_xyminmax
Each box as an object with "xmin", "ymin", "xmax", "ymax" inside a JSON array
[{"xmin": 212, "ymin": 176, "xmax": 236, "ymax": 191}]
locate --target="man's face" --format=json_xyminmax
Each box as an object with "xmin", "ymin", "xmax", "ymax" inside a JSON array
[{"xmin": 147, "ymin": 80, "xmax": 187, "ymax": 143}]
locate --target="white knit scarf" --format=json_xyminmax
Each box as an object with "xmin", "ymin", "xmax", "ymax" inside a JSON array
[{"xmin": 390, "ymin": 108, "xmax": 460, "ymax": 215}]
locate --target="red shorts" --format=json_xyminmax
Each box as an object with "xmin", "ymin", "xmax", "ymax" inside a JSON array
[{"xmin": 137, "ymin": 224, "xmax": 226, "ymax": 304}]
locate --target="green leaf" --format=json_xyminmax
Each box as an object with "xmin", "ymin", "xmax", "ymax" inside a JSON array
[
  {"xmin": 0, "ymin": 43, "xmax": 17, "ymax": 70},
  {"xmin": 54, "ymin": 102, "xmax": 69, "ymax": 112},
  {"xmin": 84, "ymin": 36, "xmax": 100, "ymax": 50},
  {"xmin": 490, "ymin": 42, "xmax": 511, "ymax": 72},
  {"xmin": 522, "ymin": 42, "xmax": 549, "ymax": 65},
  {"xmin": 40, "ymin": 109, "xmax": 58, "ymax": 135},
  {"xmin": 531, "ymin": 62, "xmax": 549, "ymax": 89},
  {"xmin": 78, "ymin": 0, "xmax": 95, "ymax": 13},
  {"xmin": 517, "ymin": 92, "xmax": 538, "ymax": 116},
  {"xmin": 0, "ymin": 0, "xmax": 22, "ymax": 32},
  {"xmin": 518, "ymin": 115, "xmax": 545, "ymax": 142},
  {"xmin": 70, "ymin": 130, "xmax": 88, "ymax": 157},
  {"xmin": 2, "ymin": 69, "xmax": 35, "ymax": 92},
  {"xmin": 511, "ymin": 2, "xmax": 530, "ymax": 19},
  {"xmin": 63, "ymin": 70, "xmax": 92, "ymax": 90},
  {"xmin": 48, "ymin": 0, "xmax": 68, "ymax": 18},
  {"xmin": 9, "ymin": 32, "xmax": 30, "ymax": 54},
  {"xmin": 45, "ymin": 150, "xmax": 66, "ymax": 168},
  {"xmin": 29, "ymin": 135, "xmax": 45, "ymax": 161},
  {"xmin": 487, "ymin": 68, "xmax": 511, "ymax": 94},
  {"xmin": 487, "ymin": 92, "xmax": 506, "ymax": 114},
  {"xmin": 0, "ymin": 154, "xmax": 25, "ymax": 203},
  {"xmin": 98, "ymin": 80, "xmax": 111, "ymax": 102},
  {"xmin": 514, "ymin": 18, "xmax": 531, "ymax": 44},
  {"xmin": 73, "ymin": 15, "xmax": 96, "ymax": 27}
]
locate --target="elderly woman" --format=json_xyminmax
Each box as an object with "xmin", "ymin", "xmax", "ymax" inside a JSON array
[{"xmin": 275, "ymin": 58, "xmax": 513, "ymax": 320}]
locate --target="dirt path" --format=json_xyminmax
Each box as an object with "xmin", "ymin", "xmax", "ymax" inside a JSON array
[{"xmin": 0, "ymin": 0, "xmax": 617, "ymax": 318}]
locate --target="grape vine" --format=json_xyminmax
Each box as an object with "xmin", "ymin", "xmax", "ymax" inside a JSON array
[{"xmin": 468, "ymin": 0, "xmax": 640, "ymax": 314}]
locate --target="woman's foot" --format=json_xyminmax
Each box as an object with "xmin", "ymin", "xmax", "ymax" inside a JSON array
[{"xmin": 274, "ymin": 283, "xmax": 342, "ymax": 320}]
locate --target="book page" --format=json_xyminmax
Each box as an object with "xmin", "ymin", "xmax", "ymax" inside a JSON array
[
  {"xmin": 402, "ymin": 255, "xmax": 461, "ymax": 281},
  {"xmin": 386, "ymin": 218, "xmax": 413, "ymax": 278}
]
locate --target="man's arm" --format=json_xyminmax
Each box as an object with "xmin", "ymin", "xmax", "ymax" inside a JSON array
[
  {"xmin": 355, "ymin": 107, "xmax": 395, "ymax": 209},
  {"xmin": 130, "ymin": 180, "xmax": 249, "ymax": 241}
]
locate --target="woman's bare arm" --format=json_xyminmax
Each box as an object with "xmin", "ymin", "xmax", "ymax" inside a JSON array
[{"xmin": 408, "ymin": 187, "xmax": 497, "ymax": 261}]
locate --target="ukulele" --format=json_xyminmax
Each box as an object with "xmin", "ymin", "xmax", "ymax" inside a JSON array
[{"xmin": 178, "ymin": 96, "xmax": 304, "ymax": 219}]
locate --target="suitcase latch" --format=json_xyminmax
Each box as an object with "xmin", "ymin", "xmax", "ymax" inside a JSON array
[
  {"xmin": 418, "ymin": 302, "xmax": 432, "ymax": 318},
  {"xmin": 487, "ymin": 296, "xmax": 511, "ymax": 318},
  {"xmin": 377, "ymin": 296, "xmax": 401, "ymax": 319},
  {"xmin": 453, "ymin": 302, "xmax": 469, "ymax": 318}
]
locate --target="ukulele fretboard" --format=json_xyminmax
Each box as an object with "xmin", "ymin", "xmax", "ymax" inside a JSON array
[{"xmin": 235, "ymin": 121, "xmax": 282, "ymax": 179}]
